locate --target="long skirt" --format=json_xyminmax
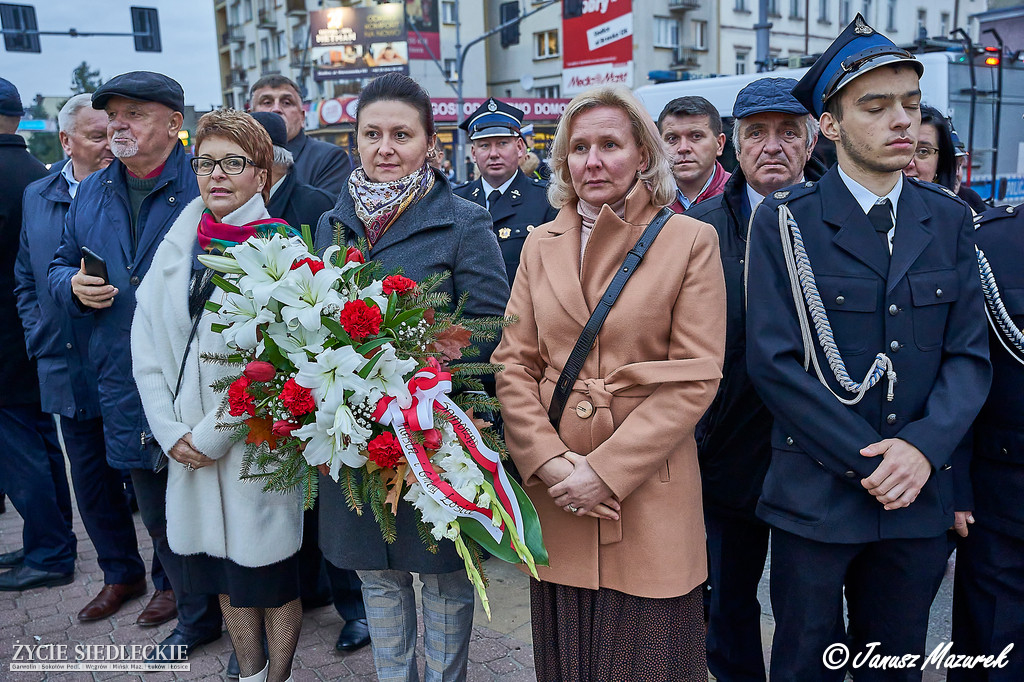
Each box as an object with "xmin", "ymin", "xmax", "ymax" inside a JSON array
[{"xmin": 530, "ymin": 579, "xmax": 707, "ymax": 682}]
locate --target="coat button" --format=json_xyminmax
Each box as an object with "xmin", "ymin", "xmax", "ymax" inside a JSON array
[
  {"xmin": 845, "ymin": 470, "xmax": 856, "ymax": 478},
  {"xmin": 168, "ymin": 196, "xmax": 176, "ymax": 204},
  {"xmin": 886, "ymin": 413, "xmax": 897, "ymax": 424},
  {"xmin": 66, "ymin": 342, "xmax": 73, "ymax": 350},
  {"xmin": 575, "ymin": 401, "xmax": 594, "ymax": 419},
  {"xmin": 888, "ymin": 304, "xmax": 898, "ymax": 316},
  {"xmin": 935, "ymin": 288, "xmax": 943, "ymax": 298},
  {"xmin": 785, "ymin": 436, "xmax": 794, "ymax": 445},
  {"xmin": 1002, "ymin": 448, "xmax": 1010, "ymax": 456},
  {"xmin": 130, "ymin": 275, "xmax": 141, "ymax": 286},
  {"xmin": 835, "ymin": 295, "xmax": 845, "ymax": 305},
  {"xmin": 890, "ymin": 340, "xmax": 900, "ymax": 352}
]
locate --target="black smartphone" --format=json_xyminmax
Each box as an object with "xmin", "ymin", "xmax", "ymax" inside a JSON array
[{"xmin": 81, "ymin": 246, "xmax": 109, "ymax": 284}]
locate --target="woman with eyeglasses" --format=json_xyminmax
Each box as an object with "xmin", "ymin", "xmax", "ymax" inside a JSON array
[
  {"xmin": 903, "ymin": 105, "xmax": 957, "ymax": 191},
  {"xmin": 132, "ymin": 109, "xmax": 303, "ymax": 682}
]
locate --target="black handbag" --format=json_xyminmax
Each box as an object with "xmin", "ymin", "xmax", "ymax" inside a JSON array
[{"xmin": 547, "ymin": 207, "xmax": 673, "ymax": 429}]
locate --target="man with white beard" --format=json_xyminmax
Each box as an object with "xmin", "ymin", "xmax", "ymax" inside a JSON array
[{"xmin": 48, "ymin": 71, "xmax": 223, "ymax": 662}]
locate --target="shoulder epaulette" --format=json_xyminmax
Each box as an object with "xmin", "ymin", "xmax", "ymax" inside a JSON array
[
  {"xmin": 765, "ymin": 180, "xmax": 818, "ymax": 205},
  {"xmin": 907, "ymin": 176, "xmax": 963, "ymax": 202},
  {"xmin": 530, "ymin": 177, "xmax": 549, "ymax": 188},
  {"xmin": 974, "ymin": 203, "xmax": 1018, "ymax": 229}
]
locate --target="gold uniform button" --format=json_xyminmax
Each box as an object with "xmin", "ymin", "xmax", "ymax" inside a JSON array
[{"xmin": 575, "ymin": 401, "xmax": 594, "ymax": 419}]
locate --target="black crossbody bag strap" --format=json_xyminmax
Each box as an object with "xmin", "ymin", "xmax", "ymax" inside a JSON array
[{"xmin": 547, "ymin": 207, "xmax": 673, "ymax": 428}]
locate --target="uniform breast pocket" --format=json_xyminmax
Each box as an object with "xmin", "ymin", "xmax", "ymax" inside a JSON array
[
  {"xmin": 816, "ymin": 274, "xmax": 879, "ymax": 354},
  {"xmin": 908, "ymin": 269, "xmax": 959, "ymax": 351}
]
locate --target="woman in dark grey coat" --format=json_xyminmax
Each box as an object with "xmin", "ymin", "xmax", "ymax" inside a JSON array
[{"xmin": 313, "ymin": 73, "xmax": 509, "ymax": 682}]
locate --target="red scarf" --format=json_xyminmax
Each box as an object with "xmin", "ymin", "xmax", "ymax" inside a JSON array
[{"xmin": 197, "ymin": 209, "xmax": 294, "ymax": 252}]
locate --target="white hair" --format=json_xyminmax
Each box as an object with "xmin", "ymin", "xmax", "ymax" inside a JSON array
[
  {"xmin": 57, "ymin": 93, "xmax": 96, "ymax": 134},
  {"xmin": 273, "ymin": 144, "xmax": 294, "ymax": 169},
  {"xmin": 732, "ymin": 113, "xmax": 819, "ymax": 157}
]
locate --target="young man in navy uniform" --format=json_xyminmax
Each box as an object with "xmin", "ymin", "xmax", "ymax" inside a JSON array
[
  {"xmin": 454, "ymin": 98, "xmax": 556, "ymax": 287},
  {"xmin": 745, "ymin": 15, "xmax": 991, "ymax": 681},
  {"xmin": 949, "ymin": 203, "xmax": 1024, "ymax": 681}
]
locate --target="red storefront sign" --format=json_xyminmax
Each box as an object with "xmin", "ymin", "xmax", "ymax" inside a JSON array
[{"xmin": 430, "ymin": 98, "xmax": 571, "ymax": 122}]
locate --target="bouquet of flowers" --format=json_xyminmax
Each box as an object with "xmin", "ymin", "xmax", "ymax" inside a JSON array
[{"xmin": 197, "ymin": 227, "xmax": 545, "ymax": 616}]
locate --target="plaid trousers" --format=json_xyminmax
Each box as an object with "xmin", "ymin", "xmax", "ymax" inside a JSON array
[{"xmin": 357, "ymin": 568, "xmax": 475, "ymax": 682}]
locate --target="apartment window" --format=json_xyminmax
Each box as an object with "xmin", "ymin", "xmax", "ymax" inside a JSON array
[
  {"xmin": 736, "ymin": 50, "xmax": 748, "ymax": 75},
  {"xmin": 767, "ymin": 0, "xmax": 779, "ymax": 17},
  {"xmin": 536, "ymin": 84, "xmax": 561, "ymax": 98},
  {"xmin": 840, "ymin": 0, "xmax": 851, "ymax": 24},
  {"xmin": 917, "ymin": 9, "xmax": 926, "ymax": 36},
  {"xmin": 818, "ymin": 0, "xmax": 829, "ymax": 22},
  {"xmin": 274, "ymin": 32, "xmax": 285, "ymax": 58},
  {"xmin": 862, "ymin": 0, "xmax": 872, "ymax": 20},
  {"xmin": 442, "ymin": 0, "xmax": 455, "ymax": 24},
  {"xmin": 443, "ymin": 58, "xmax": 458, "ymax": 81},
  {"xmin": 790, "ymin": 0, "xmax": 802, "ymax": 18},
  {"xmin": 939, "ymin": 12, "xmax": 949, "ymax": 37},
  {"xmin": 653, "ymin": 18, "xmax": 679, "ymax": 48},
  {"xmin": 292, "ymin": 24, "xmax": 305, "ymax": 46},
  {"xmin": 247, "ymin": 43, "xmax": 256, "ymax": 68},
  {"xmin": 233, "ymin": 47, "xmax": 244, "ymax": 67},
  {"xmin": 693, "ymin": 20, "xmax": 707, "ymax": 50},
  {"xmin": 244, "ymin": 0, "xmax": 253, "ymax": 21},
  {"xmin": 229, "ymin": 2, "xmax": 240, "ymax": 25},
  {"xmin": 886, "ymin": 0, "xmax": 896, "ymax": 30},
  {"xmin": 735, "ymin": 0, "xmax": 747, "ymax": 12},
  {"xmin": 260, "ymin": 37, "xmax": 270, "ymax": 60},
  {"xmin": 225, "ymin": 92, "xmax": 235, "ymax": 109},
  {"xmin": 534, "ymin": 29, "xmax": 559, "ymax": 59}
]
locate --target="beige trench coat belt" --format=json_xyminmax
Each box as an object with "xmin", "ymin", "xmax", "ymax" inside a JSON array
[{"xmin": 541, "ymin": 357, "xmax": 723, "ymax": 544}]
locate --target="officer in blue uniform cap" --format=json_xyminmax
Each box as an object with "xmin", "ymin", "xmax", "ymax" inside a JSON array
[
  {"xmin": 948, "ymin": 204, "xmax": 1024, "ymax": 681},
  {"xmin": 454, "ymin": 98, "xmax": 556, "ymax": 287},
  {"xmin": 745, "ymin": 14, "xmax": 992, "ymax": 681}
]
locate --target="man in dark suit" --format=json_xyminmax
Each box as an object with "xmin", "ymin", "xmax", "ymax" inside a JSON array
[
  {"xmin": 453, "ymin": 98, "xmax": 556, "ymax": 287},
  {"xmin": 745, "ymin": 15, "xmax": 991, "ymax": 681},
  {"xmin": 948, "ymin": 203, "xmax": 1024, "ymax": 681},
  {"xmin": 686, "ymin": 76, "xmax": 820, "ymax": 682},
  {"xmin": 250, "ymin": 75, "xmax": 350, "ymax": 197},
  {"xmin": 0, "ymin": 78, "xmax": 76, "ymax": 592}
]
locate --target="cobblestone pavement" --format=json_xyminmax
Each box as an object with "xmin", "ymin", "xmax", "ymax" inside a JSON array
[
  {"xmin": 1, "ymin": 491, "xmax": 959, "ymax": 682},
  {"xmin": 0, "ymin": 499, "xmax": 534, "ymax": 682}
]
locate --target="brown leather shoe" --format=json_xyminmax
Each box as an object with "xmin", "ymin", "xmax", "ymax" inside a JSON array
[
  {"xmin": 77, "ymin": 579, "xmax": 147, "ymax": 622},
  {"xmin": 136, "ymin": 589, "xmax": 178, "ymax": 627}
]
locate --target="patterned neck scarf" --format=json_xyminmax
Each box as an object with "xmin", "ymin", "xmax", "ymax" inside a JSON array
[
  {"xmin": 196, "ymin": 209, "xmax": 293, "ymax": 253},
  {"xmin": 348, "ymin": 163, "xmax": 435, "ymax": 248}
]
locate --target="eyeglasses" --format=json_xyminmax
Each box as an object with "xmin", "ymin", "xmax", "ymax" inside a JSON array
[
  {"xmin": 191, "ymin": 155, "xmax": 256, "ymax": 176},
  {"xmin": 914, "ymin": 147, "xmax": 939, "ymax": 160}
]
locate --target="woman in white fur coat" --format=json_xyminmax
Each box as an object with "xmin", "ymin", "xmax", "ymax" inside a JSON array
[{"xmin": 132, "ymin": 110, "xmax": 303, "ymax": 682}]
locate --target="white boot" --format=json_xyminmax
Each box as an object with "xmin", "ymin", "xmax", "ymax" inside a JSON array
[{"xmin": 238, "ymin": 662, "xmax": 268, "ymax": 682}]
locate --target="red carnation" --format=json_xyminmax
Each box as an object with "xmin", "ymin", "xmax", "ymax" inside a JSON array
[
  {"xmin": 338, "ymin": 300, "xmax": 382, "ymax": 340},
  {"xmin": 279, "ymin": 378, "xmax": 315, "ymax": 417},
  {"xmin": 382, "ymin": 274, "xmax": 417, "ymax": 296},
  {"xmin": 228, "ymin": 376, "xmax": 256, "ymax": 417},
  {"xmin": 344, "ymin": 247, "xmax": 365, "ymax": 264},
  {"xmin": 243, "ymin": 360, "xmax": 276, "ymax": 382},
  {"xmin": 291, "ymin": 257, "xmax": 325, "ymax": 274},
  {"xmin": 367, "ymin": 432, "xmax": 403, "ymax": 469}
]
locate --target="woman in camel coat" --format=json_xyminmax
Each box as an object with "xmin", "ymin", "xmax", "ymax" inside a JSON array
[{"xmin": 493, "ymin": 86, "xmax": 726, "ymax": 681}]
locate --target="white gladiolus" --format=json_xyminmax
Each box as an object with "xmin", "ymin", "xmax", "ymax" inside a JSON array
[{"xmin": 404, "ymin": 484, "xmax": 459, "ymax": 540}]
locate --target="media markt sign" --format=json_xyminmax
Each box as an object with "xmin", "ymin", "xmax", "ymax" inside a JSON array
[{"xmin": 562, "ymin": 0, "xmax": 633, "ymax": 95}]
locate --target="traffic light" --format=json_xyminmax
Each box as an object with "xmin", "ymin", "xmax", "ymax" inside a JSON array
[
  {"xmin": 0, "ymin": 3, "xmax": 40, "ymax": 53},
  {"xmin": 131, "ymin": 6, "xmax": 161, "ymax": 52},
  {"xmin": 983, "ymin": 46, "xmax": 1000, "ymax": 67},
  {"xmin": 500, "ymin": 2, "xmax": 520, "ymax": 47}
]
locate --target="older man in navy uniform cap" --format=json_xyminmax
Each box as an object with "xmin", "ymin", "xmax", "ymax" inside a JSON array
[
  {"xmin": 454, "ymin": 98, "xmax": 556, "ymax": 287},
  {"xmin": 687, "ymin": 76, "xmax": 821, "ymax": 682},
  {"xmin": 947, "ymin": 204, "xmax": 1024, "ymax": 681},
  {"xmin": 744, "ymin": 15, "xmax": 991, "ymax": 681}
]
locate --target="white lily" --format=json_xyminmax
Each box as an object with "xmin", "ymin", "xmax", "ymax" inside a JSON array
[
  {"xmin": 364, "ymin": 345, "xmax": 418, "ymax": 407},
  {"xmin": 293, "ymin": 403, "xmax": 370, "ymax": 477},
  {"xmin": 294, "ymin": 346, "xmax": 371, "ymax": 407},
  {"xmin": 217, "ymin": 291, "xmax": 276, "ymax": 350},
  {"xmin": 196, "ymin": 253, "xmax": 244, "ymax": 274},
  {"xmin": 228, "ymin": 235, "xmax": 309, "ymax": 308},
  {"xmin": 276, "ymin": 266, "xmax": 344, "ymax": 332},
  {"xmin": 264, "ymin": 321, "xmax": 329, "ymax": 365}
]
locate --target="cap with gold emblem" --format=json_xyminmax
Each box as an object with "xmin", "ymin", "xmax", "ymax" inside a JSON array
[
  {"xmin": 459, "ymin": 98, "xmax": 525, "ymax": 140},
  {"xmin": 792, "ymin": 13, "xmax": 922, "ymax": 118}
]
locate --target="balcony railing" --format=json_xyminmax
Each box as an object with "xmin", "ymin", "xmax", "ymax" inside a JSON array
[
  {"xmin": 257, "ymin": 8, "xmax": 277, "ymax": 28},
  {"xmin": 285, "ymin": 0, "xmax": 306, "ymax": 16},
  {"xmin": 671, "ymin": 46, "xmax": 701, "ymax": 68},
  {"xmin": 260, "ymin": 59, "xmax": 281, "ymax": 75},
  {"xmin": 226, "ymin": 68, "xmax": 248, "ymax": 89},
  {"xmin": 668, "ymin": 0, "xmax": 701, "ymax": 11}
]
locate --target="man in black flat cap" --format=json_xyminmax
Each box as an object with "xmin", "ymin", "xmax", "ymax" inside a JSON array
[
  {"xmin": 454, "ymin": 98, "xmax": 556, "ymax": 287},
  {"xmin": 744, "ymin": 16, "xmax": 991, "ymax": 681},
  {"xmin": 48, "ymin": 71, "xmax": 223, "ymax": 661},
  {"xmin": 686, "ymin": 76, "xmax": 821, "ymax": 682}
]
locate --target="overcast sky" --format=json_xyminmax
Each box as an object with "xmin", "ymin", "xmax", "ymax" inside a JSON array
[{"xmin": 2, "ymin": 0, "xmax": 222, "ymax": 109}]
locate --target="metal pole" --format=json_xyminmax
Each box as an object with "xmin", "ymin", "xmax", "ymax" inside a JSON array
[
  {"xmin": 454, "ymin": 0, "xmax": 465, "ymax": 183},
  {"xmin": 952, "ymin": 29, "xmax": 978, "ymax": 184},
  {"xmin": 755, "ymin": 0, "xmax": 771, "ymax": 72},
  {"xmin": 983, "ymin": 28, "xmax": 1003, "ymax": 203}
]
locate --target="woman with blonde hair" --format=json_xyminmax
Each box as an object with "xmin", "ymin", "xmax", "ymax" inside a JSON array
[
  {"xmin": 493, "ymin": 85, "xmax": 726, "ymax": 680},
  {"xmin": 133, "ymin": 109, "xmax": 303, "ymax": 682}
]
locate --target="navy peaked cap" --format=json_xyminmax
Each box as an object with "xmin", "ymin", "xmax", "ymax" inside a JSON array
[
  {"xmin": 460, "ymin": 98, "xmax": 524, "ymax": 140},
  {"xmin": 92, "ymin": 71, "xmax": 185, "ymax": 113},
  {"xmin": 792, "ymin": 14, "xmax": 922, "ymax": 118}
]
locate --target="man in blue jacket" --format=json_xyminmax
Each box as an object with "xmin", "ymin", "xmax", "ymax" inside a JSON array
[
  {"xmin": 745, "ymin": 16, "xmax": 991, "ymax": 681},
  {"xmin": 48, "ymin": 72, "xmax": 221, "ymax": 660},
  {"xmin": 15, "ymin": 93, "xmax": 151, "ymax": 622}
]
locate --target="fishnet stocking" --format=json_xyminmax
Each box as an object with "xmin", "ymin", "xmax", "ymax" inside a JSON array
[
  {"xmin": 264, "ymin": 598, "xmax": 302, "ymax": 682},
  {"xmin": 218, "ymin": 594, "xmax": 266, "ymax": 677}
]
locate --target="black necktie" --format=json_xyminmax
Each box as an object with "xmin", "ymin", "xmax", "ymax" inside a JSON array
[
  {"xmin": 487, "ymin": 189, "xmax": 501, "ymax": 210},
  {"xmin": 867, "ymin": 199, "xmax": 893, "ymax": 254}
]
